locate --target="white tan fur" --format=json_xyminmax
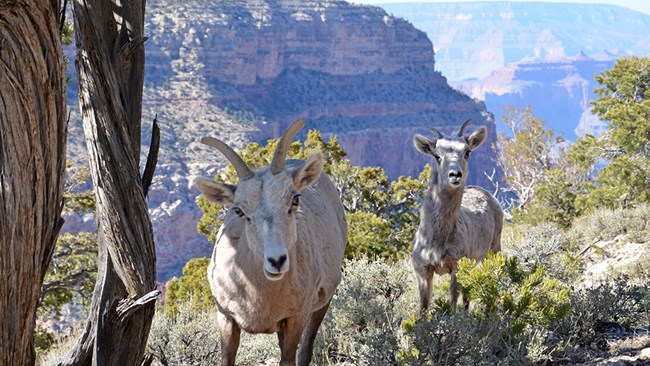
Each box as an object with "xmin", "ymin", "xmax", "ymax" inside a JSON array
[
  {"xmin": 412, "ymin": 120, "xmax": 503, "ymax": 312},
  {"xmin": 195, "ymin": 119, "xmax": 347, "ymax": 366}
]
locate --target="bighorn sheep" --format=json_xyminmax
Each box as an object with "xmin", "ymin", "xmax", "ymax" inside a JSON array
[
  {"xmin": 412, "ymin": 120, "xmax": 503, "ymax": 312},
  {"xmin": 194, "ymin": 119, "xmax": 347, "ymax": 366}
]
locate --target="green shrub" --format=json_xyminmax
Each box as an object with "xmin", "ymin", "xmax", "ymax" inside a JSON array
[
  {"xmin": 345, "ymin": 211, "xmax": 395, "ymax": 260},
  {"xmin": 318, "ymin": 257, "xmax": 417, "ymax": 365},
  {"xmin": 38, "ymin": 326, "xmax": 84, "ymax": 366},
  {"xmin": 400, "ymin": 253, "xmax": 571, "ymax": 365},
  {"xmin": 164, "ymin": 257, "xmax": 214, "ymax": 317},
  {"xmin": 559, "ymin": 273, "xmax": 650, "ymax": 347},
  {"xmin": 458, "ymin": 253, "xmax": 571, "ymax": 335},
  {"xmin": 566, "ymin": 204, "xmax": 650, "ymax": 247},
  {"xmin": 147, "ymin": 304, "xmax": 221, "ymax": 365},
  {"xmin": 502, "ymin": 222, "xmax": 580, "ymax": 282},
  {"xmin": 148, "ymin": 303, "xmax": 284, "ymax": 366},
  {"xmin": 399, "ymin": 310, "xmax": 495, "ymax": 365}
]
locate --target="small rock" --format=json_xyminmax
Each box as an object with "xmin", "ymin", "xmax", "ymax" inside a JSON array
[{"xmin": 638, "ymin": 347, "xmax": 650, "ymax": 360}]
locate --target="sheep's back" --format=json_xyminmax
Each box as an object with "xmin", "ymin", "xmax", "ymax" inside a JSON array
[
  {"xmin": 298, "ymin": 172, "xmax": 347, "ymax": 291},
  {"xmin": 460, "ymin": 186, "xmax": 503, "ymax": 259}
]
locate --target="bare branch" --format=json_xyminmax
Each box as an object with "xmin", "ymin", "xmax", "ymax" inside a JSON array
[
  {"xmin": 141, "ymin": 115, "xmax": 160, "ymax": 196},
  {"xmin": 116, "ymin": 290, "xmax": 161, "ymax": 323}
]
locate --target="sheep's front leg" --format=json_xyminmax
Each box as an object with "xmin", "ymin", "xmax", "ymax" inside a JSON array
[
  {"xmin": 416, "ymin": 265, "xmax": 434, "ymax": 313},
  {"xmin": 298, "ymin": 300, "xmax": 331, "ymax": 365},
  {"xmin": 278, "ymin": 316, "xmax": 307, "ymax": 366},
  {"xmin": 217, "ymin": 311, "xmax": 241, "ymax": 366}
]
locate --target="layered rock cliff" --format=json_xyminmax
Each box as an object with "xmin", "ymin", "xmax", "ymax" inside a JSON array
[
  {"xmin": 65, "ymin": 0, "xmax": 498, "ymax": 281},
  {"xmin": 144, "ymin": 0, "xmax": 496, "ymax": 179},
  {"xmin": 453, "ymin": 52, "xmax": 615, "ymax": 140}
]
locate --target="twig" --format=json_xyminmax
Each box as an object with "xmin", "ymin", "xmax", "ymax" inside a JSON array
[{"xmin": 141, "ymin": 115, "xmax": 160, "ymax": 196}]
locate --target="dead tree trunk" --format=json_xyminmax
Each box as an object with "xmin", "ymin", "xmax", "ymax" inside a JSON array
[
  {"xmin": 60, "ymin": 0, "xmax": 159, "ymax": 365},
  {"xmin": 0, "ymin": 1, "xmax": 67, "ymax": 365}
]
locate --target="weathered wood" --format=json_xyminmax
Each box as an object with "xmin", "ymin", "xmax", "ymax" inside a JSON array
[
  {"xmin": 0, "ymin": 1, "xmax": 67, "ymax": 365},
  {"xmin": 60, "ymin": 0, "xmax": 158, "ymax": 365},
  {"xmin": 141, "ymin": 116, "xmax": 160, "ymax": 195}
]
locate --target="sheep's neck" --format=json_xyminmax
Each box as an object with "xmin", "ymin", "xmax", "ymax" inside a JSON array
[{"xmin": 426, "ymin": 183, "xmax": 463, "ymax": 241}]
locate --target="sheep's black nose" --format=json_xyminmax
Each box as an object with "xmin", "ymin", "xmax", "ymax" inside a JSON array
[
  {"xmin": 449, "ymin": 170, "xmax": 462, "ymax": 179},
  {"xmin": 268, "ymin": 255, "xmax": 287, "ymax": 270}
]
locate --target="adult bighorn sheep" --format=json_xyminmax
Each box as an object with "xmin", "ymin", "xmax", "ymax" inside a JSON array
[
  {"xmin": 194, "ymin": 119, "xmax": 347, "ymax": 366},
  {"xmin": 412, "ymin": 119, "xmax": 503, "ymax": 312}
]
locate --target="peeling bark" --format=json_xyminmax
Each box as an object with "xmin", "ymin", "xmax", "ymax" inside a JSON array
[
  {"xmin": 60, "ymin": 0, "xmax": 159, "ymax": 365},
  {"xmin": 0, "ymin": 1, "xmax": 67, "ymax": 364}
]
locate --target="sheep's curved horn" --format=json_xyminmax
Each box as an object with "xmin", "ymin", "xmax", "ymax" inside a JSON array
[
  {"xmin": 201, "ymin": 136, "xmax": 254, "ymax": 180},
  {"xmin": 271, "ymin": 119, "xmax": 305, "ymax": 174},
  {"xmin": 457, "ymin": 119, "xmax": 472, "ymax": 137},
  {"xmin": 428, "ymin": 127, "xmax": 443, "ymax": 140}
]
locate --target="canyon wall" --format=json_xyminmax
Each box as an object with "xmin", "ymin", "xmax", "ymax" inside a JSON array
[{"xmin": 65, "ymin": 0, "xmax": 498, "ymax": 281}]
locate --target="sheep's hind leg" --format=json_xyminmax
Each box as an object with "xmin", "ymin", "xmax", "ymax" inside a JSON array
[
  {"xmin": 416, "ymin": 265, "xmax": 434, "ymax": 313},
  {"xmin": 297, "ymin": 300, "xmax": 331, "ymax": 365},
  {"xmin": 449, "ymin": 269, "xmax": 460, "ymax": 311},
  {"xmin": 217, "ymin": 311, "xmax": 241, "ymax": 366}
]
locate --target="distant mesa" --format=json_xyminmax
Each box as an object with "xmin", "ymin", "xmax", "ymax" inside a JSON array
[{"xmin": 378, "ymin": 2, "xmax": 650, "ymax": 81}]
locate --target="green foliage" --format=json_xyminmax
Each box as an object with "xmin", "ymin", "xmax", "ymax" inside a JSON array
[
  {"xmin": 345, "ymin": 211, "xmax": 394, "ymax": 259},
  {"xmin": 516, "ymin": 136, "xmax": 596, "ymax": 227},
  {"xmin": 38, "ymin": 327, "xmax": 83, "ymax": 366},
  {"xmin": 502, "ymin": 222, "xmax": 580, "ymax": 282},
  {"xmin": 39, "ymin": 232, "xmax": 98, "ymax": 315},
  {"xmin": 61, "ymin": 20, "xmax": 74, "ymax": 84},
  {"xmin": 196, "ymin": 194, "xmax": 222, "ymax": 244},
  {"xmin": 61, "ymin": 20, "xmax": 73, "ymax": 46},
  {"xmin": 34, "ymin": 330, "xmax": 55, "ymax": 355},
  {"xmin": 401, "ymin": 253, "xmax": 571, "ymax": 365},
  {"xmin": 566, "ymin": 204, "xmax": 650, "ymax": 246},
  {"xmin": 330, "ymin": 160, "xmax": 428, "ymax": 261},
  {"xmin": 147, "ymin": 303, "xmax": 222, "ymax": 365},
  {"xmin": 37, "ymin": 162, "xmax": 98, "ymax": 353},
  {"xmin": 319, "ymin": 257, "xmax": 417, "ymax": 365},
  {"xmin": 561, "ymin": 271, "xmax": 650, "ymax": 347},
  {"xmin": 37, "ymin": 232, "xmax": 97, "ymax": 353},
  {"xmin": 399, "ymin": 310, "xmax": 493, "ymax": 365},
  {"xmin": 516, "ymin": 168, "xmax": 578, "ymax": 228},
  {"xmin": 62, "ymin": 161, "xmax": 95, "ymax": 212},
  {"xmin": 163, "ymin": 257, "xmax": 214, "ymax": 317},
  {"xmin": 572, "ymin": 56, "xmax": 650, "ymax": 212},
  {"xmin": 592, "ymin": 56, "xmax": 650, "ymax": 155},
  {"xmin": 504, "ymin": 59, "xmax": 650, "ymax": 223},
  {"xmin": 578, "ymin": 154, "xmax": 650, "ymax": 210},
  {"xmin": 457, "ymin": 253, "xmax": 571, "ymax": 336}
]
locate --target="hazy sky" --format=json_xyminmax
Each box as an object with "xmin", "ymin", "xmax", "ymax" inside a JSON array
[{"xmin": 351, "ymin": 0, "xmax": 650, "ymax": 16}]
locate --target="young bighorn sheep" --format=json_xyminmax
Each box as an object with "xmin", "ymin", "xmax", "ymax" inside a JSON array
[
  {"xmin": 412, "ymin": 120, "xmax": 503, "ymax": 312},
  {"xmin": 194, "ymin": 119, "xmax": 347, "ymax": 366}
]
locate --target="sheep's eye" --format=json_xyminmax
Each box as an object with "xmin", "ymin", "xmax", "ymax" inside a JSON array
[
  {"xmin": 233, "ymin": 207, "xmax": 245, "ymax": 218},
  {"xmin": 292, "ymin": 195, "xmax": 301, "ymax": 206},
  {"xmin": 433, "ymin": 154, "xmax": 441, "ymax": 163},
  {"xmin": 464, "ymin": 150, "xmax": 471, "ymax": 159},
  {"xmin": 289, "ymin": 194, "xmax": 301, "ymax": 214}
]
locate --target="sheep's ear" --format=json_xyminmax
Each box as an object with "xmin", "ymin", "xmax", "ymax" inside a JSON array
[
  {"xmin": 466, "ymin": 127, "xmax": 487, "ymax": 150},
  {"xmin": 414, "ymin": 134, "xmax": 437, "ymax": 156},
  {"xmin": 195, "ymin": 178, "xmax": 236, "ymax": 205},
  {"xmin": 293, "ymin": 151, "xmax": 323, "ymax": 191}
]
